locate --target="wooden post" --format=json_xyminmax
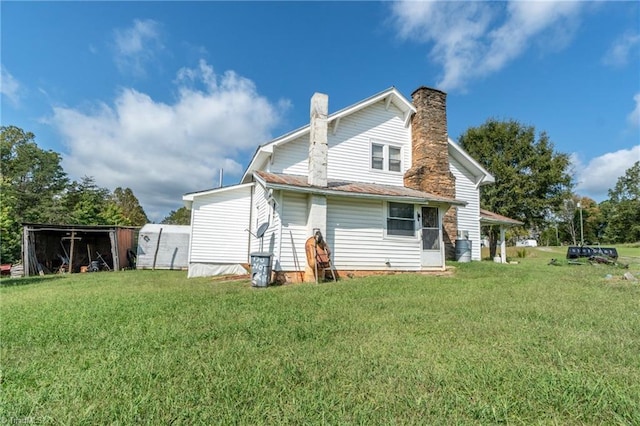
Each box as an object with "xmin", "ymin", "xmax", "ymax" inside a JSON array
[
  {"xmin": 69, "ymin": 230, "xmax": 76, "ymax": 274},
  {"xmin": 500, "ymin": 227, "xmax": 507, "ymax": 264},
  {"xmin": 152, "ymin": 228, "xmax": 163, "ymax": 270}
]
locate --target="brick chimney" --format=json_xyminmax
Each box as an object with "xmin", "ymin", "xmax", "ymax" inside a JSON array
[
  {"xmin": 308, "ymin": 92, "xmax": 329, "ymax": 187},
  {"xmin": 404, "ymin": 86, "xmax": 457, "ymax": 259}
]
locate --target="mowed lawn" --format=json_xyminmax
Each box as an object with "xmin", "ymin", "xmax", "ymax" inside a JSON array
[{"xmin": 1, "ymin": 247, "xmax": 639, "ymax": 425}]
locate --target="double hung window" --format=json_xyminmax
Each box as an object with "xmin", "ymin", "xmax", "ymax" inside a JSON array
[{"xmin": 371, "ymin": 142, "xmax": 402, "ymax": 172}]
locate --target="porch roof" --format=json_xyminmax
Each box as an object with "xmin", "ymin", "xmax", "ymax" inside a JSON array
[
  {"xmin": 479, "ymin": 209, "xmax": 524, "ymax": 227},
  {"xmin": 254, "ymin": 171, "xmax": 466, "ymax": 206}
]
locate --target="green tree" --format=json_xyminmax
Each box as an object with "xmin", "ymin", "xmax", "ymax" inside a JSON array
[
  {"xmin": 109, "ymin": 187, "xmax": 149, "ymax": 226},
  {"xmin": 0, "ymin": 175, "xmax": 21, "ymax": 263},
  {"xmin": 65, "ymin": 176, "xmax": 111, "ymax": 225},
  {"xmin": 602, "ymin": 161, "xmax": 640, "ymax": 243},
  {"xmin": 459, "ymin": 119, "xmax": 573, "ymax": 257},
  {"xmin": 1, "ymin": 126, "xmax": 68, "ymax": 263},
  {"xmin": 161, "ymin": 207, "xmax": 191, "ymax": 225}
]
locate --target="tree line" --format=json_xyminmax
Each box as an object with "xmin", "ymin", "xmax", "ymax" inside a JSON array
[{"xmin": 1, "ymin": 126, "xmax": 158, "ymax": 264}]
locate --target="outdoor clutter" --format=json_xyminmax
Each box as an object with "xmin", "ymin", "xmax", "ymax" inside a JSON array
[{"xmin": 304, "ymin": 230, "xmax": 337, "ymax": 284}]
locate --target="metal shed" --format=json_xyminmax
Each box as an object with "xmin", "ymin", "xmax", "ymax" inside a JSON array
[
  {"xmin": 22, "ymin": 223, "xmax": 139, "ymax": 276},
  {"xmin": 136, "ymin": 224, "xmax": 191, "ymax": 270}
]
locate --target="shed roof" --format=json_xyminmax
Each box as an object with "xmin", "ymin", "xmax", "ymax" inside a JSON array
[{"xmin": 254, "ymin": 171, "xmax": 466, "ymax": 206}]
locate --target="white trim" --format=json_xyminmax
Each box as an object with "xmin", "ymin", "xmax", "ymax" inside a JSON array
[
  {"xmin": 183, "ymin": 182, "xmax": 255, "ymax": 201},
  {"xmin": 447, "ymin": 138, "xmax": 495, "ymax": 185}
]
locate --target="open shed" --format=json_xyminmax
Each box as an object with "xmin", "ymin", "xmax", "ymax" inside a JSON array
[
  {"xmin": 22, "ymin": 223, "xmax": 139, "ymax": 276},
  {"xmin": 136, "ymin": 224, "xmax": 190, "ymax": 270}
]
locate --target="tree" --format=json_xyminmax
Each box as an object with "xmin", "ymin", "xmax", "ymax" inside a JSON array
[
  {"xmin": 108, "ymin": 187, "xmax": 149, "ymax": 226},
  {"xmin": 459, "ymin": 119, "xmax": 573, "ymax": 257},
  {"xmin": 0, "ymin": 175, "xmax": 20, "ymax": 263},
  {"xmin": 558, "ymin": 197, "xmax": 579, "ymax": 245},
  {"xmin": 601, "ymin": 161, "xmax": 640, "ymax": 243},
  {"xmin": 161, "ymin": 207, "xmax": 191, "ymax": 225},
  {"xmin": 557, "ymin": 195, "xmax": 601, "ymax": 245},
  {"xmin": 63, "ymin": 176, "xmax": 111, "ymax": 225},
  {"xmin": 1, "ymin": 126, "xmax": 69, "ymax": 263}
]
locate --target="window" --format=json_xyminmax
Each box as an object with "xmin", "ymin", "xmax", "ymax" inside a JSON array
[
  {"xmin": 371, "ymin": 142, "xmax": 402, "ymax": 172},
  {"xmin": 387, "ymin": 202, "xmax": 415, "ymax": 236},
  {"xmin": 389, "ymin": 146, "xmax": 401, "ymax": 172},
  {"xmin": 372, "ymin": 143, "xmax": 384, "ymax": 170}
]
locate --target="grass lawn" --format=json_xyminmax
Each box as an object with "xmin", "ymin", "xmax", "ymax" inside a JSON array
[{"xmin": 1, "ymin": 246, "xmax": 639, "ymax": 425}]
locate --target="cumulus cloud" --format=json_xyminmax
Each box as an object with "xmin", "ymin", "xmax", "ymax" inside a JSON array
[
  {"xmin": 390, "ymin": 1, "xmax": 583, "ymax": 91},
  {"xmin": 49, "ymin": 60, "xmax": 289, "ymax": 221},
  {"xmin": 603, "ymin": 30, "xmax": 640, "ymax": 67},
  {"xmin": 628, "ymin": 93, "xmax": 640, "ymax": 128},
  {"xmin": 1, "ymin": 65, "xmax": 21, "ymax": 106},
  {"xmin": 573, "ymin": 145, "xmax": 640, "ymax": 200},
  {"xmin": 112, "ymin": 19, "xmax": 163, "ymax": 76}
]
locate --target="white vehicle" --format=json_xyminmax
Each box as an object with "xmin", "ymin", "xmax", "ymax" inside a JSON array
[{"xmin": 516, "ymin": 239, "xmax": 538, "ymax": 247}]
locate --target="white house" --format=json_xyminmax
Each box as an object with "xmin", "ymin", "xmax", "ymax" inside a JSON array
[{"xmin": 183, "ymin": 86, "xmax": 499, "ymax": 281}]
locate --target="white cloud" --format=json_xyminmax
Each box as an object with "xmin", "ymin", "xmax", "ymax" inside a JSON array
[
  {"xmin": 112, "ymin": 19, "xmax": 163, "ymax": 76},
  {"xmin": 49, "ymin": 60, "xmax": 289, "ymax": 221},
  {"xmin": 603, "ymin": 31, "xmax": 640, "ymax": 67},
  {"xmin": 390, "ymin": 1, "xmax": 583, "ymax": 91},
  {"xmin": 628, "ymin": 93, "xmax": 640, "ymax": 128},
  {"xmin": 1, "ymin": 65, "xmax": 21, "ymax": 106},
  {"xmin": 573, "ymin": 145, "xmax": 640, "ymax": 200}
]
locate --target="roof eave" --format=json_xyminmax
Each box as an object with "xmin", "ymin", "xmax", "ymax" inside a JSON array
[
  {"xmin": 448, "ymin": 138, "xmax": 495, "ymax": 184},
  {"xmin": 254, "ymin": 173, "xmax": 466, "ymax": 207}
]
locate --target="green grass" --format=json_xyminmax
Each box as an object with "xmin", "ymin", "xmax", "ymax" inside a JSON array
[{"xmin": 2, "ymin": 248, "xmax": 640, "ymax": 425}]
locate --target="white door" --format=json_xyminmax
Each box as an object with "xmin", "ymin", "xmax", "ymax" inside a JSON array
[{"xmin": 421, "ymin": 206, "xmax": 443, "ymax": 268}]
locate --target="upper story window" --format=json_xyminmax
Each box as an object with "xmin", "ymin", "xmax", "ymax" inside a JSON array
[{"xmin": 371, "ymin": 142, "xmax": 402, "ymax": 173}]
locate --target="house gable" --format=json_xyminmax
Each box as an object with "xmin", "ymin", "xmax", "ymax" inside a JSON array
[
  {"xmin": 267, "ymin": 101, "xmax": 412, "ymax": 186},
  {"xmin": 241, "ymin": 87, "xmax": 415, "ymax": 184}
]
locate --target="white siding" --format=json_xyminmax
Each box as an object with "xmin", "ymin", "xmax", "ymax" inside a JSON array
[
  {"xmin": 137, "ymin": 224, "xmax": 190, "ymax": 270},
  {"xmin": 270, "ymin": 135, "xmax": 309, "ymax": 176},
  {"xmin": 278, "ymin": 192, "xmax": 309, "ymax": 271},
  {"xmin": 450, "ymin": 157, "xmax": 482, "ymax": 261},
  {"xmin": 327, "ymin": 197, "xmax": 421, "ymax": 271},
  {"xmin": 249, "ymin": 183, "xmax": 281, "ymax": 266},
  {"xmin": 190, "ymin": 185, "xmax": 253, "ymax": 264},
  {"xmin": 271, "ymin": 101, "xmax": 411, "ymax": 186}
]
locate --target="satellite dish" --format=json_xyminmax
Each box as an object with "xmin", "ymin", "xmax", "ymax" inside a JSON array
[{"xmin": 256, "ymin": 222, "xmax": 269, "ymax": 239}]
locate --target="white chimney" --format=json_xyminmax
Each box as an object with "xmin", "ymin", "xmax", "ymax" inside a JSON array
[{"xmin": 308, "ymin": 93, "xmax": 329, "ymax": 187}]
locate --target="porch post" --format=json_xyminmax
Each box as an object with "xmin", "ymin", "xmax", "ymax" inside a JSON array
[{"xmin": 500, "ymin": 227, "xmax": 506, "ymax": 264}]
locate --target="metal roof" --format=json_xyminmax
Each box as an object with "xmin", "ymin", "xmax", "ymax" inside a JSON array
[
  {"xmin": 479, "ymin": 209, "xmax": 524, "ymax": 226},
  {"xmin": 254, "ymin": 171, "xmax": 466, "ymax": 206}
]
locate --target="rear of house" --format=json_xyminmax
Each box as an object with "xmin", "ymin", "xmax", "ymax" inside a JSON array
[{"xmin": 184, "ymin": 86, "xmax": 495, "ymax": 281}]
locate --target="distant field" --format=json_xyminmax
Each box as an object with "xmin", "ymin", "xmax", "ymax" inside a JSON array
[{"xmin": 2, "ymin": 247, "xmax": 639, "ymax": 424}]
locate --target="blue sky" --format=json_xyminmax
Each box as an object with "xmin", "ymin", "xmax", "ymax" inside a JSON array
[{"xmin": 2, "ymin": 1, "xmax": 639, "ymax": 221}]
